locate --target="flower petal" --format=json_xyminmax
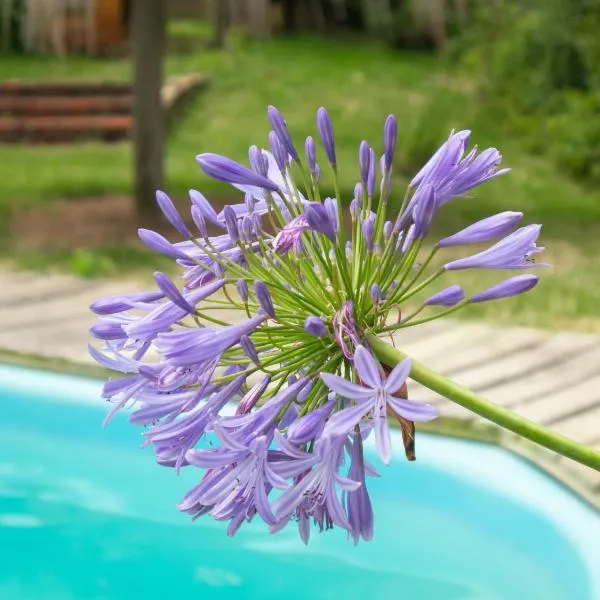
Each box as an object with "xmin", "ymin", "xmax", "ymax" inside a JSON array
[
  {"xmin": 322, "ymin": 402, "xmax": 373, "ymax": 438},
  {"xmin": 384, "ymin": 357, "xmax": 412, "ymax": 395},
  {"xmin": 320, "ymin": 373, "xmax": 374, "ymax": 400},
  {"xmin": 353, "ymin": 345, "xmax": 383, "ymax": 388},
  {"xmin": 387, "ymin": 395, "xmax": 439, "ymax": 422}
]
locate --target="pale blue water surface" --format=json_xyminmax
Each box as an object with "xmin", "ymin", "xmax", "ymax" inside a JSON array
[{"xmin": 1, "ymin": 365, "xmax": 599, "ymax": 600}]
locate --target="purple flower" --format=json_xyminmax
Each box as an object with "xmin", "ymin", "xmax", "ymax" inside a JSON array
[
  {"xmin": 317, "ymin": 107, "xmax": 336, "ymax": 166},
  {"xmin": 236, "ymin": 279, "xmax": 249, "ymax": 302},
  {"xmin": 196, "ymin": 153, "xmax": 279, "ymax": 194},
  {"xmin": 145, "ymin": 374, "xmax": 245, "ymax": 468},
  {"xmin": 444, "ymin": 224, "xmax": 545, "ymax": 270},
  {"xmin": 90, "ymin": 290, "xmax": 164, "ymax": 315},
  {"xmin": 189, "ymin": 189, "xmax": 222, "ymax": 226},
  {"xmin": 240, "ymin": 335, "xmax": 260, "ymax": 365},
  {"xmin": 346, "ymin": 432, "xmax": 374, "ymax": 544},
  {"xmin": 383, "ymin": 114, "xmax": 397, "ymax": 170},
  {"xmin": 359, "ymin": 141, "xmax": 370, "ymax": 184},
  {"xmin": 153, "ymin": 272, "xmax": 196, "ymax": 314},
  {"xmin": 272, "ymin": 434, "xmax": 359, "ymax": 532},
  {"xmin": 156, "ymin": 314, "xmax": 265, "ymax": 366},
  {"xmin": 181, "ymin": 428, "xmax": 288, "ymax": 530},
  {"xmin": 438, "ymin": 211, "xmax": 523, "ymax": 247},
  {"xmin": 370, "ymin": 284, "xmax": 382, "ymax": 304},
  {"xmin": 268, "ymin": 106, "xmax": 299, "ymax": 161},
  {"xmin": 470, "ymin": 274, "xmax": 539, "ymax": 303},
  {"xmin": 304, "ymin": 316, "xmax": 328, "ymax": 337},
  {"xmin": 269, "ymin": 130, "xmax": 287, "ymax": 172},
  {"xmin": 138, "ymin": 229, "xmax": 190, "ymax": 260},
  {"xmin": 412, "ymin": 184, "xmax": 437, "ymax": 239},
  {"xmin": 286, "ymin": 397, "xmax": 334, "ymax": 444},
  {"xmin": 305, "ymin": 136, "xmax": 317, "ymax": 173},
  {"xmin": 254, "ymin": 281, "xmax": 275, "ymax": 318},
  {"xmin": 273, "ymin": 216, "xmax": 309, "ymax": 254},
  {"xmin": 304, "ymin": 202, "xmax": 336, "ymax": 241},
  {"xmin": 156, "ymin": 191, "xmax": 191, "ymax": 238},
  {"xmin": 248, "ymin": 145, "xmax": 269, "ymax": 176},
  {"xmin": 222, "ymin": 205, "xmax": 240, "ymax": 242},
  {"xmin": 367, "ymin": 148, "xmax": 376, "ymax": 196},
  {"xmin": 362, "ymin": 213, "xmax": 375, "ymax": 250},
  {"xmin": 236, "ymin": 375, "xmax": 271, "ymax": 416},
  {"xmin": 424, "ymin": 285, "xmax": 465, "ymax": 307},
  {"xmin": 321, "ymin": 346, "xmax": 438, "ymax": 464}
]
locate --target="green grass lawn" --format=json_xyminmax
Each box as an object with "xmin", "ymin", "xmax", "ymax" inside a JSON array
[{"xmin": 2, "ymin": 22, "xmax": 600, "ymax": 332}]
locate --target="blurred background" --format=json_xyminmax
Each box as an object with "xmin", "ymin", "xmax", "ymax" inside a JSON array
[{"xmin": 0, "ymin": 0, "xmax": 599, "ymax": 331}]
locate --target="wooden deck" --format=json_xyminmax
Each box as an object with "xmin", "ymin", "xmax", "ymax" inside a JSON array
[{"xmin": 1, "ymin": 270, "xmax": 599, "ymax": 506}]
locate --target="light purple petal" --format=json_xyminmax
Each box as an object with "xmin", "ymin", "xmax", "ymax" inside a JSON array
[
  {"xmin": 374, "ymin": 416, "xmax": 392, "ymax": 464},
  {"xmin": 387, "ymin": 395, "xmax": 439, "ymax": 422},
  {"xmin": 383, "ymin": 357, "xmax": 412, "ymax": 395},
  {"xmin": 322, "ymin": 402, "xmax": 373, "ymax": 438},
  {"xmin": 320, "ymin": 373, "xmax": 374, "ymax": 401},
  {"xmin": 353, "ymin": 345, "xmax": 382, "ymax": 388}
]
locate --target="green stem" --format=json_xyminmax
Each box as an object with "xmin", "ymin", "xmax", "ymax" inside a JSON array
[{"xmin": 368, "ymin": 334, "xmax": 600, "ymax": 471}]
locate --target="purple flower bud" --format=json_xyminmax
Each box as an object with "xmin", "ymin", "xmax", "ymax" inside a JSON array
[
  {"xmin": 359, "ymin": 141, "xmax": 370, "ymax": 184},
  {"xmin": 189, "ymin": 189, "xmax": 222, "ymax": 226},
  {"xmin": 153, "ymin": 271, "xmax": 196, "ymax": 313},
  {"xmin": 304, "ymin": 316, "xmax": 328, "ymax": 337},
  {"xmin": 245, "ymin": 192, "xmax": 255, "ymax": 214},
  {"xmin": 367, "ymin": 148, "xmax": 376, "ymax": 196},
  {"xmin": 138, "ymin": 228, "xmax": 189, "ymax": 260},
  {"xmin": 412, "ymin": 184, "xmax": 437, "ymax": 239},
  {"xmin": 324, "ymin": 197, "xmax": 339, "ymax": 234},
  {"xmin": 273, "ymin": 215, "xmax": 309, "ymax": 254},
  {"xmin": 90, "ymin": 290, "xmax": 164, "ymax": 315},
  {"xmin": 155, "ymin": 190, "xmax": 190, "ymax": 237},
  {"xmin": 254, "ymin": 281, "xmax": 275, "ymax": 317},
  {"xmin": 268, "ymin": 106, "xmax": 299, "ymax": 161},
  {"xmin": 362, "ymin": 214, "xmax": 375, "ymax": 250},
  {"xmin": 269, "ymin": 130, "xmax": 287, "ymax": 171},
  {"xmin": 383, "ymin": 221, "xmax": 393, "ymax": 240},
  {"xmin": 287, "ymin": 398, "xmax": 334, "ymax": 444},
  {"xmin": 438, "ymin": 211, "xmax": 523, "ymax": 247},
  {"xmin": 196, "ymin": 153, "xmax": 278, "ymax": 191},
  {"xmin": 304, "ymin": 202, "xmax": 336, "ymax": 241},
  {"xmin": 190, "ymin": 205, "xmax": 208, "ymax": 237},
  {"xmin": 350, "ymin": 199, "xmax": 360, "ymax": 220},
  {"xmin": 345, "ymin": 241, "xmax": 352, "ymax": 258},
  {"xmin": 383, "ymin": 114, "xmax": 397, "ymax": 169},
  {"xmin": 222, "ymin": 205, "xmax": 240, "ymax": 242},
  {"xmin": 470, "ymin": 274, "xmax": 539, "ymax": 303},
  {"xmin": 297, "ymin": 380, "xmax": 314, "ymax": 404},
  {"xmin": 240, "ymin": 335, "xmax": 260, "ymax": 365},
  {"xmin": 370, "ymin": 284, "xmax": 381, "ymax": 304},
  {"xmin": 314, "ymin": 163, "xmax": 321, "ymax": 182},
  {"xmin": 240, "ymin": 215, "xmax": 254, "ymax": 242},
  {"xmin": 236, "ymin": 279, "xmax": 248, "ymax": 302},
  {"xmin": 317, "ymin": 107, "xmax": 336, "ymax": 166},
  {"xmin": 305, "ymin": 136, "xmax": 317, "ymax": 173},
  {"xmin": 401, "ymin": 224, "xmax": 415, "ymax": 253},
  {"xmin": 236, "ymin": 375, "xmax": 271, "ymax": 415},
  {"xmin": 248, "ymin": 145, "xmax": 269, "ymax": 177},
  {"xmin": 445, "ymin": 224, "xmax": 545, "ymax": 270},
  {"xmin": 425, "ymin": 285, "xmax": 465, "ymax": 307}
]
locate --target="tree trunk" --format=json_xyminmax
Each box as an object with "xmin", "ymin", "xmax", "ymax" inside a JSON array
[
  {"xmin": 208, "ymin": 0, "xmax": 230, "ymax": 48},
  {"xmin": 246, "ymin": 0, "xmax": 270, "ymax": 38},
  {"xmin": 282, "ymin": 0, "xmax": 296, "ymax": 32},
  {"xmin": 131, "ymin": 0, "xmax": 166, "ymax": 227}
]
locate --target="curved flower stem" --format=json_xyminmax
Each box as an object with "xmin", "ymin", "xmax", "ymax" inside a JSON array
[{"xmin": 368, "ymin": 334, "xmax": 600, "ymax": 471}]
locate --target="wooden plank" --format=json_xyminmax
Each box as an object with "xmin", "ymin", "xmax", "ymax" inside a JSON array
[
  {"xmin": 0, "ymin": 280, "xmax": 143, "ymax": 332},
  {"xmin": 558, "ymin": 452, "xmax": 600, "ymax": 491},
  {"xmin": 517, "ymin": 376, "xmax": 600, "ymax": 425},
  {"xmin": 485, "ymin": 343, "xmax": 600, "ymax": 409},
  {"xmin": 401, "ymin": 322, "xmax": 492, "ymax": 364},
  {"xmin": 0, "ymin": 273, "xmax": 89, "ymax": 307},
  {"xmin": 551, "ymin": 406, "xmax": 600, "ymax": 445},
  {"xmin": 452, "ymin": 332, "xmax": 597, "ymax": 398},
  {"xmin": 419, "ymin": 326, "xmax": 547, "ymax": 375}
]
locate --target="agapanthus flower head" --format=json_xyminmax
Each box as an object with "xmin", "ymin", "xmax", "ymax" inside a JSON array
[{"xmin": 90, "ymin": 105, "xmax": 545, "ymax": 543}]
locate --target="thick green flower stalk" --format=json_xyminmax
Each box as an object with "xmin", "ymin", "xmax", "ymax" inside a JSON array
[{"xmin": 89, "ymin": 106, "xmax": 599, "ymax": 544}]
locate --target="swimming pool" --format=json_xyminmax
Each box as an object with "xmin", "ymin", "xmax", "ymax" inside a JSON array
[{"xmin": 1, "ymin": 365, "xmax": 599, "ymax": 600}]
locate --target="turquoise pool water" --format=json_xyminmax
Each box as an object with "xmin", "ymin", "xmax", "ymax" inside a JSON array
[{"xmin": 1, "ymin": 365, "xmax": 599, "ymax": 600}]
